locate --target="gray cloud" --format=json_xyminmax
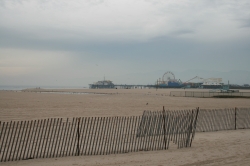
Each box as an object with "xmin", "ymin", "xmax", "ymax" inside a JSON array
[
  {"xmin": 1, "ymin": 0, "xmax": 250, "ymax": 43},
  {"xmin": 239, "ymin": 19, "xmax": 250, "ymax": 28},
  {"xmin": 171, "ymin": 30, "xmax": 195, "ymax": 36},
  {"xmin": 0, "ymin": 0, "xmax": 250, "ymax": 86}
]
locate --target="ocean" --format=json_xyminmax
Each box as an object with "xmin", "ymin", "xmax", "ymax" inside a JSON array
[{"xmin": 0, "ymin": 85, "xmax": 87, "ymax": 90}]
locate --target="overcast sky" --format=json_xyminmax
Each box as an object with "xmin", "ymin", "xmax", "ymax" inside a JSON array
[{"xmin": 0, "ymin": 0, "xmax": 250, "ymax": 87}]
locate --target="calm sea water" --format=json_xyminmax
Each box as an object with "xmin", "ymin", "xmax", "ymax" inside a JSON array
[{"xmin": 0, "ymin": 85, "xmax": 87, "ymax": 90}]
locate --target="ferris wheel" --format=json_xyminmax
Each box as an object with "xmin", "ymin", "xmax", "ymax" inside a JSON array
[{"xmin": 162, "ymin": 71, "xmax": 175, "ymax": 83}]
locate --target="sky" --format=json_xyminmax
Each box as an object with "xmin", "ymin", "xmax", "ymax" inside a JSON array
[{"xmin": 0, "ymin": 0, "xmax": 250, "ymax": 87}]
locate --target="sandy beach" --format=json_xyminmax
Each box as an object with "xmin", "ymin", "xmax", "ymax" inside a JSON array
[
  {"xmin": 1, "ymin": 129, "xmax": 249, "ymax": 166},
  {"xmin": 1, "ymin": 89, "xmax": 250, "ymax": 121},
  {"xmin": 0, "ymin": 88, "xmax": 250, "ymax": 165}
]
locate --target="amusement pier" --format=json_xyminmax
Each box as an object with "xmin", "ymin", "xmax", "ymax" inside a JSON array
[{"xmin": 89, "ymin": 71, "xmax": 250, "ymax": 89}]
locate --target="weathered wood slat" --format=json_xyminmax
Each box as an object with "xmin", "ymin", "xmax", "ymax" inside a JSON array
[{"xmin": 1, "ymin": 107, "xmax": 249, "ymax": 162}]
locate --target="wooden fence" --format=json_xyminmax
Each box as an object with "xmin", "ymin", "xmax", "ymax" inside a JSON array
[
  {"xmin": 138, "ymin": 109, "xmax": 198, "ymax": 149},
  {"xmin": 170, "ymin": 91, "xmax": 250, "ymax": 98},
  {"xmin": 0, "ymin": 108, "xmax": 198, "ymax": 162},
  {"xmin": 1, "ymin": 107, "xmax": 249, "ymax": 162},
  {"xmin": 196, "ymin": 108, "xmax": 250, "ymax": 132}
]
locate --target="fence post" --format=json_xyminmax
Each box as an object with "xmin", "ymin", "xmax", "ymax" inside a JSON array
[
  {"xmin": 235, "ymin": 107, "xmax": 237, "ymax": 130},
  {"xmin": 77, "ymin": 118, "xmax": 80, "ymax": 156},
  {"xmin": 163, "ymin": 106, "xmax": 166, "ymax": 150},
  {"xmin": 190, "ymin": 107, "xmax": 199, "ymax": 147}
]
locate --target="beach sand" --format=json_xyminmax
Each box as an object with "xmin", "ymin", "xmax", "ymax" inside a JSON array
[
  {"xmin": 1, "ymin": 89, "xmax": 250, "ymax": 121},
  {"xmin": 0, "ymin": 89, "xmax": 250, "ymax": 165}
]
